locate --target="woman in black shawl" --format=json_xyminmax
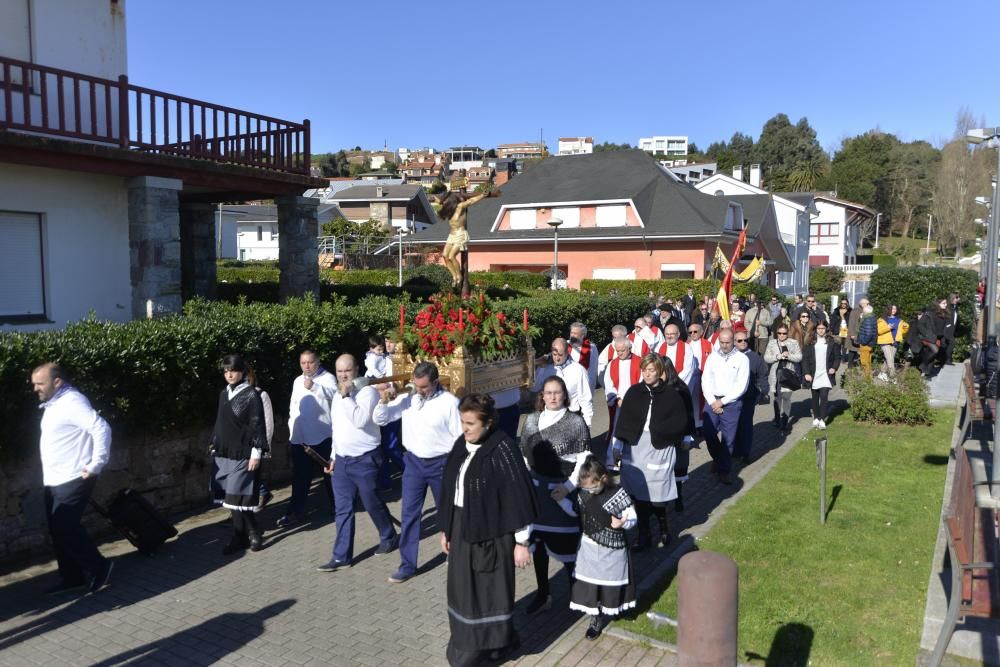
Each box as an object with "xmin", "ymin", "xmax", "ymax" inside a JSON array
[
  {"xmin": 614, "ymin": 354, "xmax": 695, "ymax": 551},
  {"xmin": 211, "ymin": 354, "xmax": 269, "ymax": 555},
  {"xmin": 438, "ymin": 394, "xmax": 537, "ymax": 666}
]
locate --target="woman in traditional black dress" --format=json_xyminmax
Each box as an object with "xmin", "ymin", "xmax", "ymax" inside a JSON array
[
  {"xmin": 211, "ymin": 354, "xmax": 269, "ymax": 555},
  {"xmin": 519, "ymin": 376, "xmax": 590, "ymax": 614},
  {"xmin": 438, "ymin": 394, "xmax": 537, "ymax": 666}
]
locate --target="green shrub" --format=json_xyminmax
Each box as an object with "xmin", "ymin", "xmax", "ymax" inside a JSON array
[
  {"xmin": 843, "ymin": 367, "xmax": 931, "ymax": 425},
  {"xmin": 217, "ymin": 265, "xmax": 280, "ymax": 283},
  {"xmin": 0, "ymin": 291, "xmax": 656, "ymax": 459},
  {"xmin": 872, "ymin": 253, "xmax": 897, "ymax": 268},
  {"xmin": 868, "ymin": 266, "xmax": 977, "ymax": 360},
  {"xmin": 578, "ymin": 278, "xmax": 785, "ymax": 304},
  {"xmin": 809, "ymin": 267, "xmax": 845, "ymax": 294},
  {"xmin": 470, "ymin": 271, "xmax": 549, "ymax": 291}
]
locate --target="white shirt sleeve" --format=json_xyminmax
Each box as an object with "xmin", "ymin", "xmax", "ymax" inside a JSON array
[
  {"xmin": 76, "ymin": 402, "xmax": 111, "ymax": 475},
  {"xmin": 373, "ymin": 393, "xmax": 408, "ymax": 426},
  {"xmin": 721, "ymin": 355, "xmax": 750, "ymax": 405}
]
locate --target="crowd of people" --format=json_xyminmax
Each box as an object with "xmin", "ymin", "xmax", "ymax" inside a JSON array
[{"xmin": 29, "ymin": 287, "xmax": 966, "ymax": 666}]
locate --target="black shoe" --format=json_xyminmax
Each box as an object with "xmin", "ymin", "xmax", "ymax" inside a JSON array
[
  {"xmin": 375, "ymin": 535, "xmax": 399, "ymax": 555},
  {"xmin": 258, "ymin": 491, "xmax": 274, "ymax": 510},
  {"xmin": 739, "ymin": 456, "xmax": 753, "ymax": 465},
  {"xmin": 718, "ymin": 471, "xmax": 733, "ymax": 485},
  {"xmin": 316, "ymin": 559, "xmax": 350, "ymax": 572},
  {"xmin": 585, "ymin": 615, "xmax": 604, "ymax": 640},
  {"xmin": 780, "ymin": 415, "xmax": 789, "ymax": 432},
  {"xmin": 248, "ymin": 531, "xmax": 263, "ymax": 552},
  {"xmin": 222, "ymin": 535, "xmax": 249, "ymax": 555},
  {"xmin": 88, "ymin": 560, "xmax": 114, "ymax": 594},
  {"xmin": 45, "ymin": 579, "xmax": 87, "ymax": 596},
  {"xmin": 275, "ymin": 514, "xmax": 300, "ymax": 528},
  {"xmin": 525, "ymin": 593, "xmax": 551, "ymax": 614}
]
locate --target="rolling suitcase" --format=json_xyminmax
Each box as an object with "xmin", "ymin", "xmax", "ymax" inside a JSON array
[{"xmin": 91, "ymin": 488, "xmax": 177, "ymax": 554}]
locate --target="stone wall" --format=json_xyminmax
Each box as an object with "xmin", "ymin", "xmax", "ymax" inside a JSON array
[{"xmin": 0, "ymin": 422, "xmax": 293, "ymax": 566}]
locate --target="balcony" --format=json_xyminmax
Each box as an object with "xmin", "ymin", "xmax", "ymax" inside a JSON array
[{"xmin": 0, "ymin": 55, "xmax": 310, "ymax": 176}]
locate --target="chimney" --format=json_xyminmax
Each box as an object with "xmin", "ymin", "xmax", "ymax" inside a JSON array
[
  {"xmin": 732, "ymin": 164, "xmax": 743, "ymax": 181},
  {"xmin": 376, "ymin": 186, "xmax": 384, "ymax": 197},
  {"xmin": 749, "ymin": 164, "xmax": 761, "ymax": 188}
]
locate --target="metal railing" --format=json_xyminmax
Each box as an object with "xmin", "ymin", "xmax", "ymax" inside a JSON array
[{"xmin": 0, "ymin": 54, "xmax": 310, "ymax": 174}]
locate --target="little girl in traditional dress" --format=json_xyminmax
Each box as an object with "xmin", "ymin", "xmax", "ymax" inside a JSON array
[{"xmin": 565, "ymin": 455, "xmax": 637, "ymax": 640}]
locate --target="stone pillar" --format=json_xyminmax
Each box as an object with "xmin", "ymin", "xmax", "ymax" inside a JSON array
[
  {"xmin": 677, "ymin": 550, "xmax": 739, "ymax": 666},
  {"xmin": 276, "ymin": 195, "xmax": 320, "ymax": 303},
  {"xmin": 180, "ymin": 202, "xmax": 218, "ymax": 302},
  {"xmin": 128, "ymin": 176, "xmax": 183, "ymax": 319}
]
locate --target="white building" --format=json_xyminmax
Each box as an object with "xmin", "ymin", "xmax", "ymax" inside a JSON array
[
  {"xmin": 218, "ymin": 204, "xmax": 347, "ymax": 261},
  {"xmin": 696, "ymin": 169, "xmax": 814, "ymax": 297},
  {"xmin": 557, "ymin": 137, "xmax": 594, "ymax": 156},
  {"xmin": 638, "ymin": 135, "xmax": 688, "ymax": 158},
  {"xmin": 795, "ymin": 194, "xmax": 876, "ymax": 269},
  {"xmin": 0, "ymin": 0, "xmax": 323, "ymax": 330}
]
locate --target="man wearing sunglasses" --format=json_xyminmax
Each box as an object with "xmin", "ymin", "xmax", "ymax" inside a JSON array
[{"xmin": 700, "ymin": 330, "xmax": 749, "ymax": 484}]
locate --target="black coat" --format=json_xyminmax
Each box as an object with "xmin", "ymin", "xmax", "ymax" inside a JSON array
[
  {"xmin": 801, "ymin": 338, "xmax": 841, "ymax": 379},
  {"xmin": 741, "ymin": 349, "xmax": 770, "ymax": 399},
  {"xmin": 830, "ymin": 307, "xmax": 852, "ymax": 337},
  {"xmin": 614, "ymin": 380, "xmax": 694, "ymax": 448},
  {"xmin": 438, "ymin": 429, "xmax": 537, "ymax": 543}
]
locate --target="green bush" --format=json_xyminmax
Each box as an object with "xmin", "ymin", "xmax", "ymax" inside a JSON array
[
  {"xmin": 843, "ymin": 367, "xmax": 931, "ymax": 425},
  {"xmin": 217, "ymin": 265, "xmax": 281, "ymax": 283},
  {"xmin": 868, "ymin": 266, "xmax": 977, "ymax": 359},
  {"xmin": 470, "ymin": 271, "xmax": 549, "ymax": 291},
  {"xmin": 809, "ymin": 266, "xmax": 845, "ymax": 294},
  {"xmin": 872, "ymin": 254, "xmax": 897, "ymax": 268},
  {"xmin": 0, "ymin": 292, "xmax": 656, "ymax": 459},
  {"xmin": 578, "ymin": 278, "xmax": 785, "ymax": 304}
]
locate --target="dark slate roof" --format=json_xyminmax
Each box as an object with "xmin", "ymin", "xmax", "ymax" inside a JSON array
[
  {"xmin": 728, "ymin": 195, "xmax": 794, "ymax": 272},
  {"xmin": 221, "ymin": 203, "xmax": 345, "ymax": 222},
  {"xmin": 329, "ymin": 184, "xmax": 425, "ymax": 201},
  {"xmin": 408, "ymin": 150, "xmax": 739, "ymax": 243},
  {"xmin": 773, "ymin": 192, "xmax": 816, "ymax": 208}
]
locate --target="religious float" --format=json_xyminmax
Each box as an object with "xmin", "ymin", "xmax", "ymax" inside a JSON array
[{"xmin": 391, "ymin": 291, "xmax": 537, "ymax": 397}]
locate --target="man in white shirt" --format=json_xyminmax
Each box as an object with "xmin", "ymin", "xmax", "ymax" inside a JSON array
[
  {"xmin": 655, "ymin": 323, "xmax": 694, "ymax": 386},
  {"xmin": 700, "ymin": 330, "xmax": 750, "ymax": 484},
  {"xmin": 32, "ymin": 362, "xmax": 113, "ymax": 595},
  {"xmin": 533, "ymin": 338, "xmax": 593, "ymax": 428},
  {"xmin": 603, "ymin": 337, "xmax": 640, "ymax": 447},
  {"xmin": 628, "ymin": 318, "xmax": 654, "ymax": 357},
  {"xmin": 317, "ymin": 355, "xmax": 398, "ymax": 572},
  {"xmin": 375, "ymin": 361, "xmax": 462, "ymax": 583},
  {"xmin": 280, "ymin": 350, "xmax": 337, "ymax": 527},
  {"xmin": 568, "ymin": 322, "xmax": 598, "ymax": 391}
]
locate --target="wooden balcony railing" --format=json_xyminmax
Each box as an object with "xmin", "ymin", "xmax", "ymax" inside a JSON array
[{"xmin": 0, "ymin": 55, "xmax": 310, "ymax": 175}]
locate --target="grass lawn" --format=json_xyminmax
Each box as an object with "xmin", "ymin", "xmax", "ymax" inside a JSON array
[{"xmin": 617, "ymin": 408, "xmax": 954, "ymax": 665}]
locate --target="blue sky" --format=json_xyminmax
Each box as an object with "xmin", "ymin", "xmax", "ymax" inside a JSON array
[{"xmin": 127, "ymin": 0, "xmax": 1000, "ymax": 156}]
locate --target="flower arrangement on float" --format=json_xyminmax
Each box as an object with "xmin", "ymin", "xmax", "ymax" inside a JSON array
[{"xmin": 393, "ymin": 290, "xmax": 538, "ymax": 396}]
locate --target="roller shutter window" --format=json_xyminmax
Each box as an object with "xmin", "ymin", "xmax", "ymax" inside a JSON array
[{"xmin": 0, "ymin": 211, "xmax": 46, "ymax": 317}]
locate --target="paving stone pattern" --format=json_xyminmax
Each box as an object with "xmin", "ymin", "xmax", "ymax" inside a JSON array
[{"xmin": 0, "ymin": 386, "xmax": 834, "ymax": 666}]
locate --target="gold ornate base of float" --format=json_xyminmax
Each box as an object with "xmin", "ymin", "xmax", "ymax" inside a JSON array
[{"xmin": 393, "ymin": 338, "xmax": 535, "ymax": 397}]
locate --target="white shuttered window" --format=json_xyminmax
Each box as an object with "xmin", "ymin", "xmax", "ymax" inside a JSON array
[{"xmin": 0, "ymin": 212, "xmax": 46, "ymax": 317}]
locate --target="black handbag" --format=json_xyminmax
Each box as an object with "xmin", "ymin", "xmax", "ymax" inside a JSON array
[{"xmin": 776, "ymin": 362, "xmax": 801, "ymax": 391}]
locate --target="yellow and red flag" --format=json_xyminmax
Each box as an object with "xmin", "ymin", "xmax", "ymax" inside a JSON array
[{"xmin": 715, "ymin": 228, "xmax": 748, "ymax": 322}]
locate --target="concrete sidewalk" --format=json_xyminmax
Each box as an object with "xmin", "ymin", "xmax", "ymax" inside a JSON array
[{"xmin": 0, "ymin": 387, "xmax": 829, "ymax": 666}]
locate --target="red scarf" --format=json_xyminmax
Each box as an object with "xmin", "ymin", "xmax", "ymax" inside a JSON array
[
  {"xmin": 696, "ymin": 338, "xmax": 712, "ymax": 368},
  {"xmin": 627, "ymin": 331, "xmax": 650, "ymax": 357},
  {"xmin": 573, "ymin": 339, "xmax": 593, "ymax": 370},
  {"xmin": 655, "ymin": 339, "xmax": 686, "ymax": 374},
  {"xmin": 605, "ymin": 344, "xmax": 616, "ymax": 363},
  {"xmin": 609, "ymin": 356, "xmax": 641, "ymax": 393}
]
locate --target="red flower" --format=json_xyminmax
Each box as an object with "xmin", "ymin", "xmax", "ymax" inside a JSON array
[{"xmin": 497, "ymin": 312, "xmax": 506, "ymax": 322}]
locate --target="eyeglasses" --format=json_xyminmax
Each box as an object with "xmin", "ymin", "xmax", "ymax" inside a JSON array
[
  {"xmin": 688, "ymin": 329, "xmax": 699, "ymax": 334},
  {"xmin": 735, "ymin": 339, "xmax": 748, "ymax": 343},
  {"xmin": 776, "ymin": 331, "xmax": 788, "ymax": 336},
  {"xmin": 799, "ymin": 315, "xmax": 809, "ymax": 319}
]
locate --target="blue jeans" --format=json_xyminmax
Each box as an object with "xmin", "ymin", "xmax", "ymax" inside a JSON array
[
  {"xmin": 377, "ymin": 421, "xmax": 405, "ymax": 489},
  {"xmin": 331, "ymin": 450, "xmax": 397, "ymax": 563},
  {"xmin": 703, "ymin": 400, "xmax": 743, "ymax": 475},
  {"xmin": 288, "ymin": 439, "xmax": 334, "ymax": 518},
  {"xmin": 397, "ymin": 451, "xmax": 448, "ymax": 577},
  {"xmin": 45, "ymin": 476, "xmax": 106, "ymax": 583}
]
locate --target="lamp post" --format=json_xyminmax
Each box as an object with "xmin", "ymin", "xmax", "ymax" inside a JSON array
[
  {"xmin": 547, "ymin": 217, "xmax": 563, "ymax": 290},
  {"xmin": 966, "ymin": 127, "xmax": 1000, "ymax": 498}
]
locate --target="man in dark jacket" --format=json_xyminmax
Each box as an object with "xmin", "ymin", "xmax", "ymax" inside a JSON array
[
  {"xmin": 942, "ymin": 292, "xmax": 960, "ymax": 365},
  {"xmin": 733, "ymin": 331, "xmax": 769, "ymax": 465}
]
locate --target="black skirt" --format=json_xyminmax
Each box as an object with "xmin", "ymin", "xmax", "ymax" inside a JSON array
[{"xmin": 446, "ymin": 507, "xmax": 517, "ymax": 654}]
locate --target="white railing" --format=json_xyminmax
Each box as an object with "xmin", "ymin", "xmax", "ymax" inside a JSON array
[{"xmin": 821, "ymin": 263, "xmax": 879, "ymax": 274}]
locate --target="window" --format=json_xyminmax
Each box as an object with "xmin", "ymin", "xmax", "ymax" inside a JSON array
[
  {"xmin": 592, "ymin": 268, "xmax": 636, "ymax": 280},
  {"xmin": 660, "ymin": 263, "xmax": 695, "ymax": 279},
  {"xmin": 809, "ymin": 222, "xmax": 839, "ymax": 245},
  {"xmin": 257, "ymin": 225, "xmax": 263, "ymax": 241},
  {"xmin": 595, "ymin": 205, "xmax": 627, "ymax": 227},
  {"xmin": 508, "ymin": 209, "xmax": 536, "ymax": 230},
  {"xmin": 0, "ymin": 1, "xmax": 31, "ymax": 87},
  {"xmin": 550, "ymin": 207, "xmax": 580, "ymax": 228},
  {"xmin": 0, "ymin": 211, "xmax": 46, "ymax": 319}
]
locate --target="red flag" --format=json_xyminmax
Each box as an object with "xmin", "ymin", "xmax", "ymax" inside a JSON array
[{"xmin": 715, "ymin": 228, "xmax": 748, "ymax": 322}]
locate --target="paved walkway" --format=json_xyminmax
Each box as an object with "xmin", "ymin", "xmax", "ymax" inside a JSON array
[{"xmin": 0, "ymin": 387, "xmax": 831, "ymax": 666}]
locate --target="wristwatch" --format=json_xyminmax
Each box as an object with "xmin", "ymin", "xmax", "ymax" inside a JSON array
[{"xmin": 516, "ymin": 540, "xmax": 530, "ymax": 547}]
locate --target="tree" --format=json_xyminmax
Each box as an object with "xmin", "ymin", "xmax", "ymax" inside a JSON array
[
  {"xmin": 594, "ymin": 141, "xmax": 633, "ymax": 152},
  {"xmin": 318, "ymin": 150, "xmax": 351, "ymax": 177},
  {"xmin": 382, "ymin": 161, "xmax": 398, "ymax": 175},
  {"xmin": 349, "ymin": 160, "xmax": 371, "ymax": 177},
  {"xmin": 753, "ymin": 114, "xmax": 829, "ymax": 191},
  {"xmin": 933, "ymin": 139, "xmax": 991, "ymax": 258},
  {"xmin": 485, "ymin": 149, "xmax": 497, "ymax": 158},
  {"xmin": 320, "ymin": 217, "xmax": 391, "ymax": 253},
  {"xmin": 887, "ymin": 140, "xmax": 939, "ymax": 239}
]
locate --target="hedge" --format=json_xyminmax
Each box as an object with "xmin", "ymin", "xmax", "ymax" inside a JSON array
[
  {"xmin": 578, "ymin": 278, "xmax": 785, "ymax": 304},
  {"xmin": 808, "ymin": 267, "xmax": 844, "ymax": 294},
  {"xmin": 844, "ymin": 367, "xmax": 931, "ymax": 425},
  {"xmin": 0, "ymin": 292, "xmax": 650, "ymax": 460},
  {"xmin": 868, "ymin": 266, "xmax": 977, "ymax": 359}
]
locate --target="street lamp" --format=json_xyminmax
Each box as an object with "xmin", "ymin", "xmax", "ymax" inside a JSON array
[
  {"xmin": 966, "ymin": 126, "xmax": 1000, "ymax": 498},
  {"xmin": 547, "ymin": 217, "xmax": 563, "ymax": 290}
]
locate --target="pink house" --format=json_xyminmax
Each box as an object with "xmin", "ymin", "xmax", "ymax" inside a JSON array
[{"xmin": 410, "ymin": 150, "xmax": 791, "ymax": 288}]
